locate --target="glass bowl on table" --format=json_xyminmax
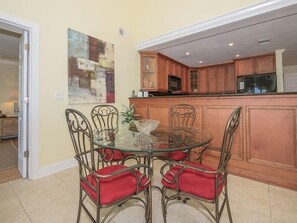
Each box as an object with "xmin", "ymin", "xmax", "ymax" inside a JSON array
[{"xmin": 134, "ymin": 119, "xmax": 160, "ymax": 134}]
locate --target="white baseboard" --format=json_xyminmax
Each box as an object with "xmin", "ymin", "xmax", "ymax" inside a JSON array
[{"xmin": 38, "ymin": 158, "xmax": 77, "ymax": 179}]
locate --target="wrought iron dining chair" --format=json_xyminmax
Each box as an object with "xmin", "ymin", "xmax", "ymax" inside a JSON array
[
  {"xmin": 65, "ymin": 108, "xmax": 152, "ymax": 223},
  {"xmin": 165, "ymin": 104, "xmax": 197, "ymax": 161},
  {"xmin": 160, "ymin": 106, "xmax": 242, "ymax": 223},
  {"xmin": 91, "ymin": 105, "xmax": 131, "ymax": 164}
]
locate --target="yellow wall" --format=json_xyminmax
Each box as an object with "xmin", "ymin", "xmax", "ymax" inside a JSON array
[
  {"xmin": 1, "ymin": 0, "xmax": 261, "ymax": 167},
  {"xmin": 133, "ymin": 0, "xmax": 262, "ymax": 41}
]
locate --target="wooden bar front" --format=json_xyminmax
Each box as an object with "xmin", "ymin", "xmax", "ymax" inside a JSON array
[{"xmin": 130, "ymin": 94, "xmax": 297, "ymax": 190}]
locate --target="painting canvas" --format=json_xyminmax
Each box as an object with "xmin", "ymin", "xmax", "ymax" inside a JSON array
[{"xmin": 68, "ymin": 28, "xmax": 115, "ymax": 104}]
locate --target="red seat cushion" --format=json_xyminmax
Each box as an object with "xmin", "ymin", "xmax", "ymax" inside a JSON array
[
  {"xmin": 156, "ymin": 144, "xmax": 187, "ymax": 161},
  {"xmin": 99, "ymin": 148, "xmax": 131, "ymax": 161},
  {"xmin": 167, "ymin": 150, "xmax": 187, "ymax": 161},
  {"xmin": 81, "ymin": 165, "xmax": 149, "ymax": 205},
  {"xmin": 161, "ymin": 161, "xmax": 224, "ymax": 200}
]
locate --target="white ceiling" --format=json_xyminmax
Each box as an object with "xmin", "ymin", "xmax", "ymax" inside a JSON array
[{"xmin": 139, "ymin": 3, "xmax": 297, "ymax": 67}]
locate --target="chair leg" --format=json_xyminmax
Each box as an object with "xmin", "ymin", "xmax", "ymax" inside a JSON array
[
  {"xmin": 161, "ymin": 188, "xmax": 167, "ymax": 223},
  {"xmin": 144, "ymin": 189, "xmax": 150, "ymax": 223},
  {"xmin": 215, "ymin": 198, "xmax": 220, "ymax": 223},
  {"xmin": 76, "ymin": 188, "xmax": 83, "ymax": 223},
  {"xmin": 225, "ymin": 186, "xmax": 233, "ymax": 223}
]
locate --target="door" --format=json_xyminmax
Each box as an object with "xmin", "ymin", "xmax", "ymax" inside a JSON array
[{"xmin": 18, "ymin": 31, "xmax": 28, "ymax": 177}]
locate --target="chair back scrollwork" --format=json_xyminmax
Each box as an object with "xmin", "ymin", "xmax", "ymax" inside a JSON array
[
  {"xmin": 169, "ymin": 104, "xmax": 196, "ymax": 130},
  {"xmin": 218, "ymin": 107, "xmax": 242, "ymax": 170},
  {"xmin": 91, "ymin": 105, "xmax": 119, "ymax": 131}
]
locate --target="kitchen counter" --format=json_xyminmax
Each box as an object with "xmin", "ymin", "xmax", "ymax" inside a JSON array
[
  {"xmin": 131, "ymin": 91, "xmax": 297, "ymax": 99},
  {"xmin": 130, "ymin": 93, "xmax": 297, "ymax": 190}
]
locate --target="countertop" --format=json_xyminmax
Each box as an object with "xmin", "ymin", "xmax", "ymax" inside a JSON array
[{"xmin": 130, "ymin": 92, "xmax": 297, "ymax": 99}]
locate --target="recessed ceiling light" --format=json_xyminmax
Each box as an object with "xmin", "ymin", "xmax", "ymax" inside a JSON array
[
  {"xmin": 236, "ymin": 54, "xmax": 240, "ymax": 57},
  {"xmin": 199, "ymin": 61, "xmax": 203, "ymax": 64},
  {"xmin": 185, "ymin": 52, "xmax": 190, "ymax": 55},
  {"xmin": 228, "ymin": 42, "xmax": 234, "ymax": 46}
]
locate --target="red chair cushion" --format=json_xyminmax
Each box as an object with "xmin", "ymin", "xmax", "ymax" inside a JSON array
[
  {"xmin": 81, "ymin": 165, "xmax": 149, "ymax": 205},
  {"xmin": 99, "ymin": 148, "xmax": 130, "ymax": 161},
  {"xmin": 156, "ymin": 144, "xmax": 187, "ymax": 161},
  {"xmin": 167, "ymin": 150, "xmax": 187, "ymax": 161},
  {"xmin": 161, "ymin": 161, "xmax": 224, "ymax": 200}
]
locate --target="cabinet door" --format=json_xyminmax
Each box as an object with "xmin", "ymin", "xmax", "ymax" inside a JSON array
[
  {"xmin": 235, "ymin": 58, "xmax": 255, "ymax": 76},
  {"xmin": 181, "ymin": 66, "xmax": 188, "ymax": 92},
  {"xmin": 176, "ymin": 64, "xmax": 181, "ymax": 78},
  {"xmin": 216, "ymin": 65, "xmax": 226, "ymax": 93},
  {"xmin": 198, "ymin": 68, "xmax": 207, "ymax": 93},
  {"xmin": 255, "ymin": 55, "xmax": 275, "ymax": 74},
  {"xmin": 207, "ymin": 66, "xmax": 217, "ymax": 93},
  {"xmin": 189, "ymin": 69, "xmax": 198, "ymax": 92},
  {"xmin": 157, "ymin": 56, "xmax": 168, "ymax": 91},
  {"xmin": 168, "ymin": 60, "xmax": 176, "ymax": 75},
  {"xmin": 226, "ymin": 63, "xmax": 236, "ymax": 93},
  {"xmin": 141, "ymin": 54, "xmax": 158, "ymax": 90}
]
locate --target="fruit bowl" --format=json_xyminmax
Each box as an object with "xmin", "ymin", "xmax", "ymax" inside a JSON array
[{"xmin": 134, "ymin": 119, "xmax": 160, "ymax": 134}]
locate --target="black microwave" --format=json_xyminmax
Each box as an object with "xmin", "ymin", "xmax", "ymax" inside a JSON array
[
  {"xmin": 237, "ymin": 74, "xmax": 277, "ymax": 94},
  {"xmin": 168, "ymin": 75, "xmax": 181, "ymax": 92}
]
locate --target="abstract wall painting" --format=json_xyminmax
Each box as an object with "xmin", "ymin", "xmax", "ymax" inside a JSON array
[{"xmin": 68, "ymin": 28, "xmax": 115, "ymax": 104}]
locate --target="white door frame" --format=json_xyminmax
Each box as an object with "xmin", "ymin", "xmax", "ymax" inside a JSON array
[{"xmin": 0, "ymin": 13, "xmax": 40, "ymax": 180}]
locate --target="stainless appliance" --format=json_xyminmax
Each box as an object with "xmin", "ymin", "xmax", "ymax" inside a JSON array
[{"xmin": 237, "ymin": 74, "xmax": 277, "ymax": 94}]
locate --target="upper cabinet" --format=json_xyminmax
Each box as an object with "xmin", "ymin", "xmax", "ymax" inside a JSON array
[
  {"xmin": 140, "ymin": 51, "xmax": 188, "ymax": 92},
  {"xmin": 188, "ymin": 62, "xmax": 236, "ymax": 94},
  {"xmin": 140, "ymin": 52, "xmax": 167, "ymax": 91},
  {"xmin": 235, "ymin": 54, "xmax": 275, "ymax": 76}
]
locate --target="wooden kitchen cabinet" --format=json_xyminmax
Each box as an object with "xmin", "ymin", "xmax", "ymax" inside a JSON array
[
  {"xmin": 140, "ymin": 52, "xmax": 168, "ymax": 91},
  {"xmin": 255, "ymin": 55, "xmax": 275, "ymax": 74},
  {"xmin": 0, "ymin": 117, "xmax": 18, "ymax": 141},
  {"xmin": 189, "ymin": 69, "xmax": 198, "ymax": 92},
  {"xmin": 207, "ymin": 66, "xmax": 217, "ymax": 93},
  {"xmin": 193, "ymin": 63, "xmax": 235, "ymax": 94},
  {"xmin": 130, "ymin": 93, "xmax": 297, "ymax": 191},
  {"xmin": 225, "ymin": 63, "xmax": 236, "ymax": 92},
  {"xmin": 140, "ymin": 51, "xmax": 189, "ymax": 92},
  {"xmin": 216, "ymin": 65, "xmax": 226, "ymax": 93},
  {"xmin": 235, "ymin": 54, "xmax": 275, "ymax": 76},
  {"xmin": 198, "ymin": 68, "xmax": 207, "ymax": 93}
]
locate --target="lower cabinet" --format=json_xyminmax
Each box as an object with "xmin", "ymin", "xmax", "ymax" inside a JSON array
[
  {"xmin": 130, "ymin": 95, "xmax": 297, "ymax": 191},
  {"xmin": 0, "ymin": 117, "xmax": 18, "ymax": 141}
]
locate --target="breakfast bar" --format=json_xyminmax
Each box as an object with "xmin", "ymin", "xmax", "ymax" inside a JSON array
[{"xmin": 130, "ymin": 93, "xmax": 297, "ymax": 190}]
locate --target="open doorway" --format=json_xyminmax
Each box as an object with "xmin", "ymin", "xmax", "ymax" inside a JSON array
[
  {"xmin": 0, "ymin": 29, "xmax": 21, "ymax": 183},
  {"xmin": 0, "ymin": 14, "xmax": 39, "ymax": 181}
]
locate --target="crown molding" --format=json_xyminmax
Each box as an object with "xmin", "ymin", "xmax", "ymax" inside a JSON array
[{"xmin": 136, "ymin": 0, "xmax": 297, "ymax": 50}]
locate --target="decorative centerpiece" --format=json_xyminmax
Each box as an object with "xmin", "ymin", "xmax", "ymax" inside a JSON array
[{"xmin": 134, "ymin": 119, "xmax": 160, "ymax": 134}]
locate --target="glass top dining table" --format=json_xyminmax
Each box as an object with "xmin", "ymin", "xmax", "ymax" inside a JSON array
[
  {"xmin": 93, "ymin": 124, "xmax": 213, "ymax": 156},
  {"xmin": 93, "ymin": 124, "xmax": 212, "ymax": 223}
]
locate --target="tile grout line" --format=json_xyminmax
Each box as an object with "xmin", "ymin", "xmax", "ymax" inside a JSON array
[{"xmin": 8, "ymin": 180, "xmax": 34, "ymax": 222}]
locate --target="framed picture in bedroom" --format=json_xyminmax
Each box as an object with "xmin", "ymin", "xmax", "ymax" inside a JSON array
[{"xmin": 67, "ymin": 28, "xmax": 115, "ymax": 104}]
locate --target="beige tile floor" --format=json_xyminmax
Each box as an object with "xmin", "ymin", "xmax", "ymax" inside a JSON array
[{"xmin": 1, "ymin": 160, "xmax": 297, "ymax": 223}]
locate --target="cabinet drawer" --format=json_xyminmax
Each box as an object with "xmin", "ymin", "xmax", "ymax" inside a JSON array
[
  {"xmin": 2, "ymin": 126, "xmax": 18, "ymax": 135},
  {"xmin": 2, "ymin": 119, "xmax": 14, "ymax": 125}
]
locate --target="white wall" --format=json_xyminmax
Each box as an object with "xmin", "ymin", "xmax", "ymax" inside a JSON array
[{"xmin": 0, "ymin": 0, "xmax": 263, "ymax": 170}]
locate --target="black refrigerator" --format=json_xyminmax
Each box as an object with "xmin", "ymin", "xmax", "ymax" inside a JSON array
[{"xmin": 237, "ymin": 74, "xmax": 277, "ymax": 94}]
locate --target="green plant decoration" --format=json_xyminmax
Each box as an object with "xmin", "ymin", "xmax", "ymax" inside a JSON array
[{"xmin": 121, "ymin": 104, "xmax": 137, "ymax": 124}]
